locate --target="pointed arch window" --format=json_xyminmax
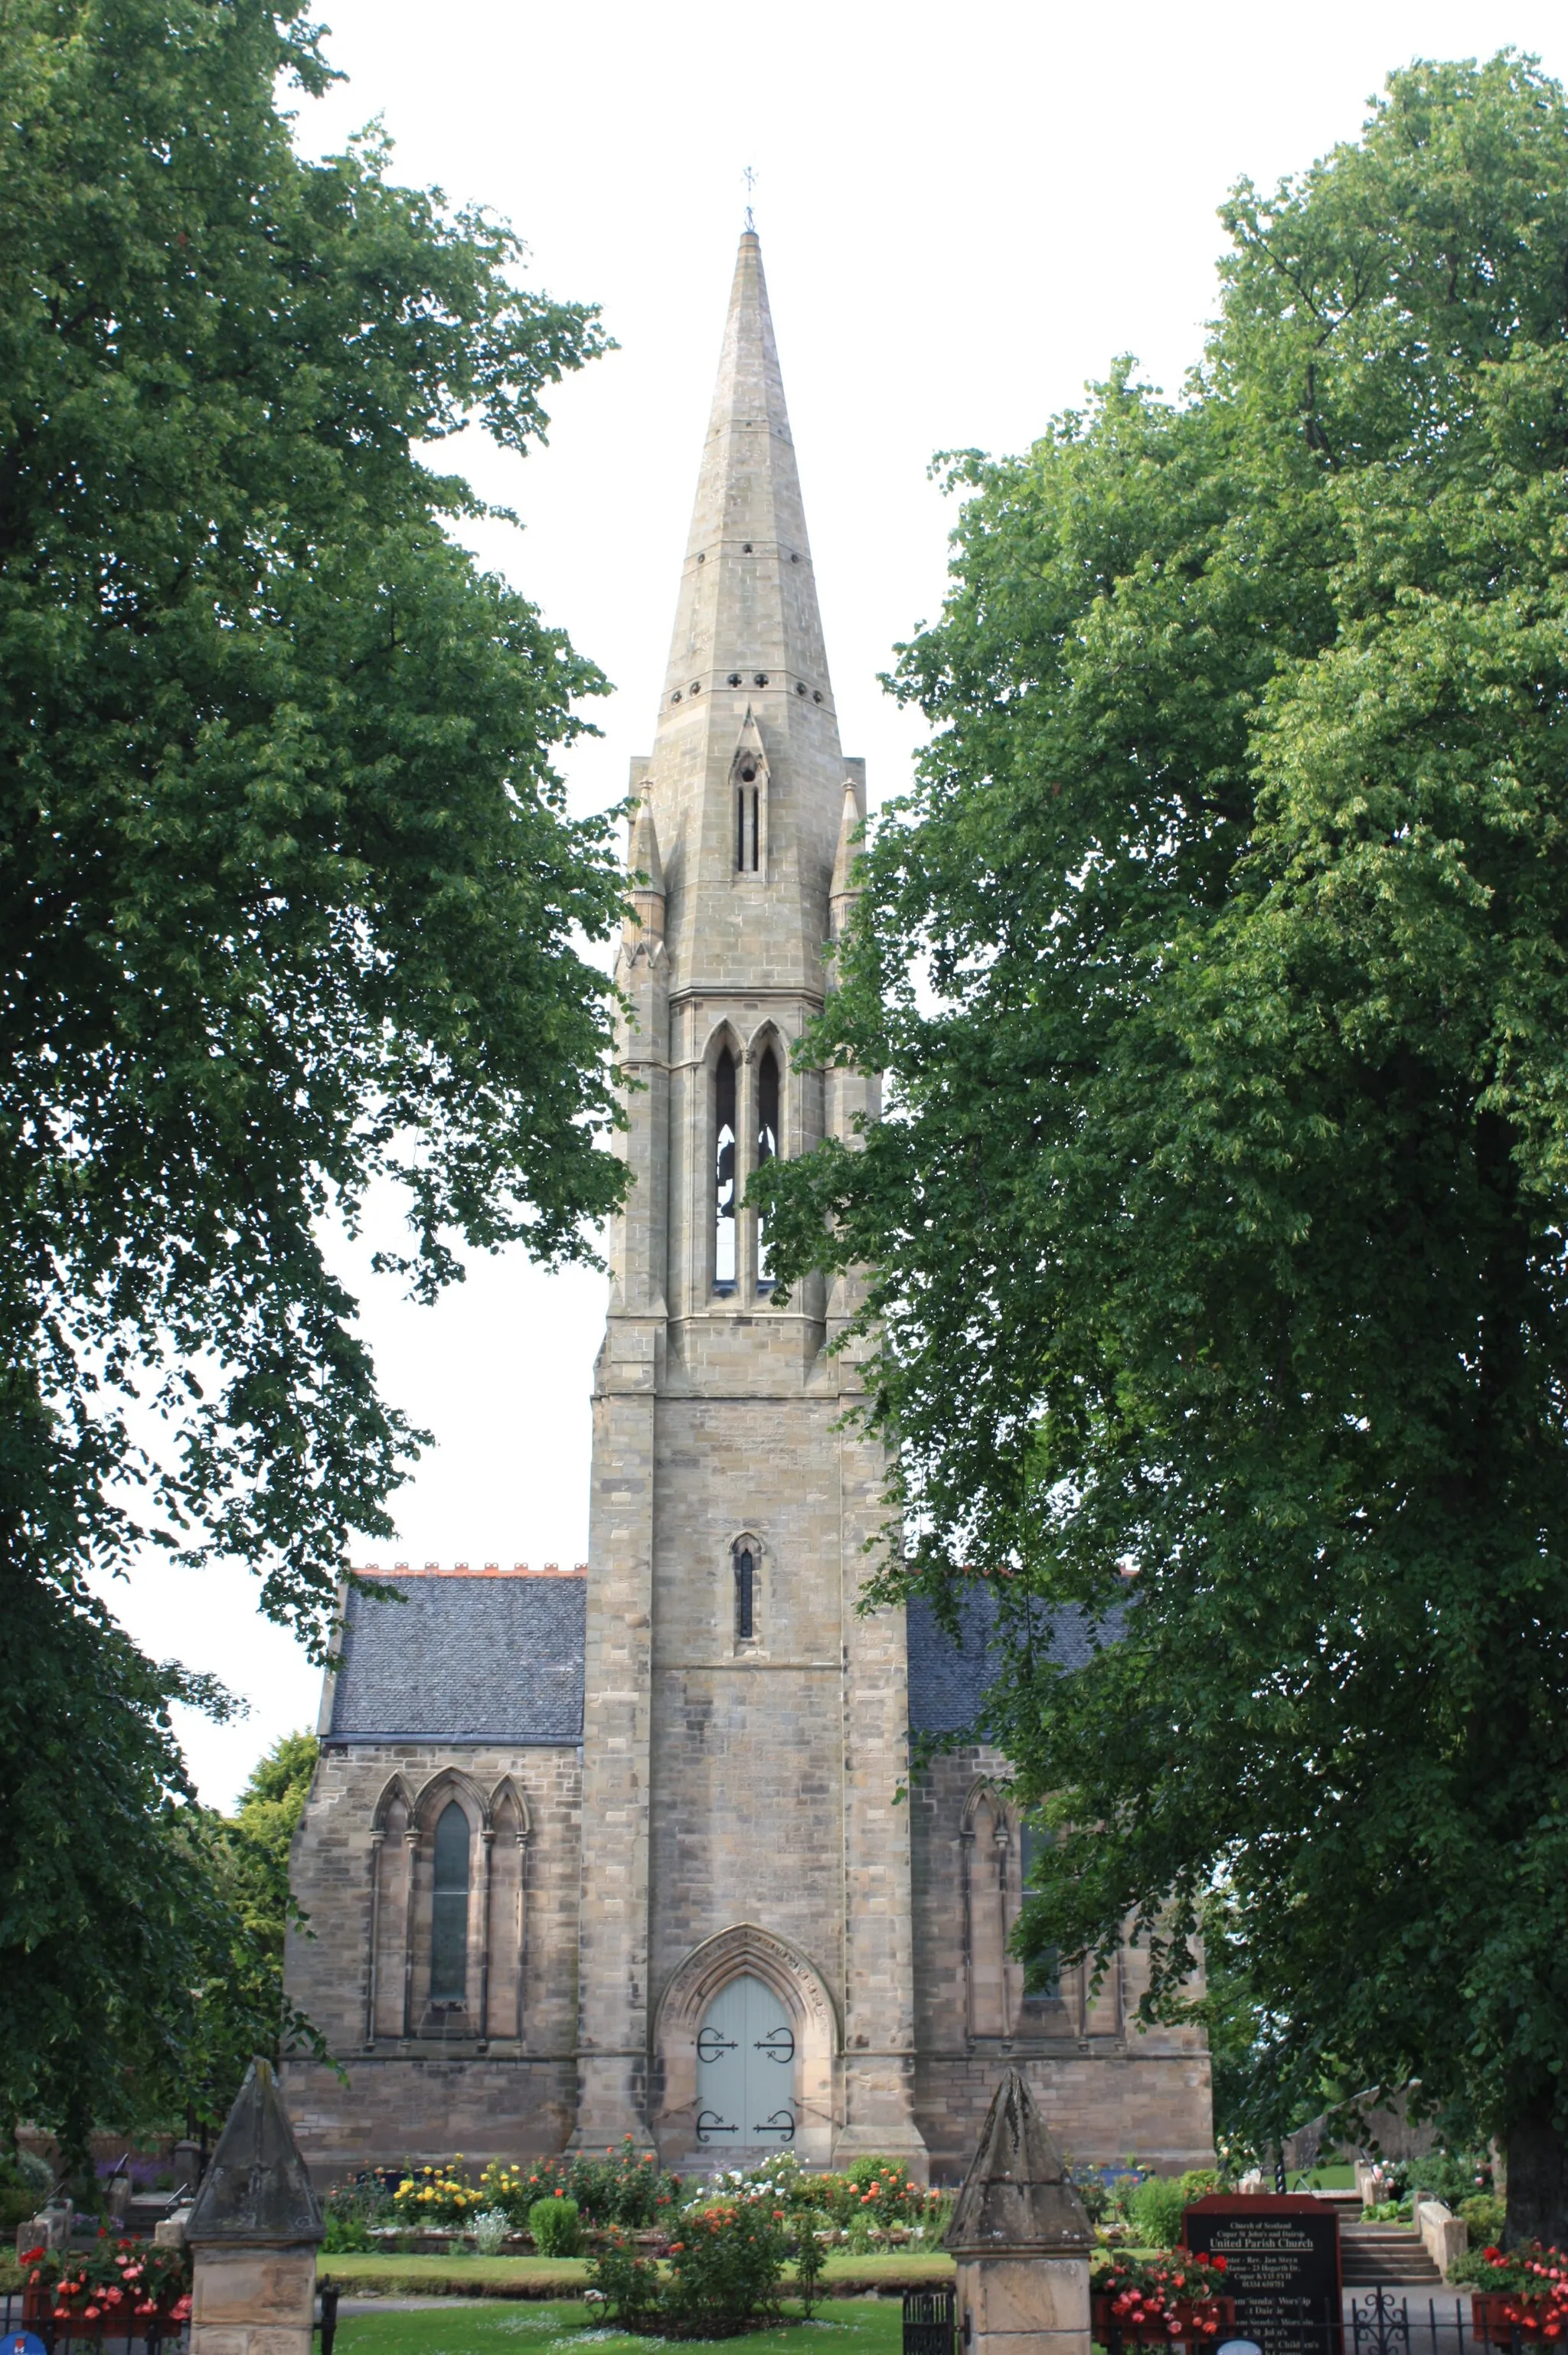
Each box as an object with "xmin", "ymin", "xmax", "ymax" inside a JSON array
[
  {"xmin": 714, "ymin": 1048, "xmax": 737, "ymax": 1292},
  {"xmin": 734, "ymin": 1542, "xmax": 756, "ymax": 1640},
  {"xmin": 430, "ymin": 1801, "xmax": 471, "ymax": 2003},
  {"xmin": 1018, "ymin": 1821, "xmax": 1062, "ymax": 2006},
  {"xmin": 756, "ymin": 1045, "xmax": 780, "ymax": 1285}
]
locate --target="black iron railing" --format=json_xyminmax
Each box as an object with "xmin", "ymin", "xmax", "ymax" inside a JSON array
[{"xmin": 903, "ymin": 2284, "xmax": 956, "ymax": 2355}]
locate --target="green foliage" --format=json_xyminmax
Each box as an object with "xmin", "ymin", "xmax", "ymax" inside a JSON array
[
  {"xmin": 0, "ymin": 0, "xmax": 626, "ymax": 1652},
  {"xmin": 788, "ymin": 2210, "xmax": 828, "ymax": 2314},
  {"xmin": 1125, "ymin": 2177, "xmax": 1189, "ymax": 2251},
  {"xmin": 661, "ymin": 2194, "xmax": 789, "ymax": 2337},
  {"xmin": 322, "ymin": 2176, "xmax": 394, "ymax": 2254},
  {"xmin": 1462, "ymin": 2193, "xmax": 1509, "ymax": 2240},
  {"xmin": 0, "ymin": 1576, "xmax": 308, "ymax": 2154},
  {"xmin": 758, "ymin": 49, "xmax": 1568, "ymax": 2230},
  {"xmin": 1406, "ymin": 2151, "xmax": 1496, "ymax": 2208},
  {"xmin": 0, "ymin": 0, "xmax": 623, "ymax": 2167},
  {"xmin": 528, "ymin": 2197, "xmax": 583, "ymax": 2259},
  {"xmin": 463, "ymin": 2144, "xmax": 680, "ymax": 2229},
  {"xmin": 470, "ymin": 2210, "xmax": 510, "ymax": 2256},
  {"xmin": 586, "ymin": 2230, "xmax": 663, "ymax": 2331}
]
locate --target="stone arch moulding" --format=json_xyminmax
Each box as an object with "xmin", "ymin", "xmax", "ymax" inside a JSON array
[
  {"xmin": 371, "ymin": 1772, "xmax": 417, "ymax": 1834},
  {"xmin": 701, "ymin": 1015, "xmax": 744, "ymax": 1076},
  {"xmin": 654, "ymin": 1923, "xmax": 839, "ymax": 2168},
  {"xmin": 488, "ymin": 1775, "xmax": 532, "ymax": 1837},
  {"xmin": 411, "ymin": 1764, "xmax": 491, "ymax": 1833}
]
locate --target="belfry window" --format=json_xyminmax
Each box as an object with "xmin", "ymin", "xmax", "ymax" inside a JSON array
[
  {"xmin": 715, "ymin": 1048, "xmax": 737, "ymax": 1291},
  {"xmin": 735, "ymin": 760, "xmax": 760, "ymax": 871},
  {"xmin": 430, "ymin": 1801, "xmax": 470, "ymax": 2004},
  {"xmin": 734, "ymin": 1544, "xmax": 756, "ymax": 1640},
  {"xmin": 756, "ymin": 1045, "xmax": 779, "ymax": 1285}
]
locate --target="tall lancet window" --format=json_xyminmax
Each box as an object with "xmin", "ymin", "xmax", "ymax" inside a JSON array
[
  {"xmin": 430, "ymin": 1801, "xmax": 470, "ymax": 2004},
  {"xmin": 714, "ymin": 1048, "xmax": 737, "ymax": 1291},
  {"xmin": 734, "ymin": 1543, "xmax": 756, "ymax": 1640},
  {"xmin": 756, "ymin": 1045, "xmax": 780, "ymax": 1285},
  {"xmin": 735, "ymin": 757, "xmax": 760, "ymax": 871}
]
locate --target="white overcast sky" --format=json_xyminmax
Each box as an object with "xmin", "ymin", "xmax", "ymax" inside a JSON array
[{"xmin": 106, "ymin": 0, "xmax": 1568, "ymax": 1806}]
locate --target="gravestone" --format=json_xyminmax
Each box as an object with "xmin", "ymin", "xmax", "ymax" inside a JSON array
[{"xmin": 1184, "ymin": 2195, "xmax": 1343, "ymax": 2355}]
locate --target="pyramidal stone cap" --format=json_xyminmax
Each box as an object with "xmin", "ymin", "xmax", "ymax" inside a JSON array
[
  {"xmin": 946, "ymin": 2068, "xmax": 1094, "ymax": 2257},
  {"xmin": 185, "ymin": 2057, "xmax": 324, "ymax": 2246}
]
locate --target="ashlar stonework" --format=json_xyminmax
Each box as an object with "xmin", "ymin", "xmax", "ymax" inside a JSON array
[{"xmin": 280, "ymin": 230, "xmax": 1214, "ymax": 2183}]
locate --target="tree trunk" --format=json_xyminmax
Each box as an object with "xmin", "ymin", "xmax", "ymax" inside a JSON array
[{"xmin": 1506, "ymin": 2099, "xmax": 1568, "ymax": 2247}]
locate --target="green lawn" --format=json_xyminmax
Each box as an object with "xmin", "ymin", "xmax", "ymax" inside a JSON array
[
  {"xmin": 333, "ymin": 2298, "xmax": 906, "ymax": 2355},
  {"xmin": 322, "ymin": 2255, "xmax": 953, "ymax": 2302}
]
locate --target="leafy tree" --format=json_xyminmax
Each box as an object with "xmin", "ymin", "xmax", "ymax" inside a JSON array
[
  {"xmin": 758, "ymin": 53, "xmax": 1568, "ymax": 2241},
  {"xmin": 0, "ymin": 0, "xmax": 626, "ymax": 1651},
  {"xmin": 174, "ymin": 1730, "xmax": 324, "ymax": 2142},
  {"xmin": 0, "ymin": 1574, "xmax": 249, "ymax": 2156}
]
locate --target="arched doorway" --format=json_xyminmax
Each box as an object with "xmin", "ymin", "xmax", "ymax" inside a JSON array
[
  {"xmin": 695, "ymin": 1973, "xmax": 798, "ymax": 2149},
  {"xmin": 655, "ymin": 1924, "xmax": 837, "ymax": 2167}
]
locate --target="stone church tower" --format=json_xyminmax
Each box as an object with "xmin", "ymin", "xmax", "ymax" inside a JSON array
[
  {"xmin": 574, "ymin": 226, "xmax": 922, "ymax": 2173},
  {"xmin": 279, "ymin": 230, "xmax": 1214, "ymax": 2187}
]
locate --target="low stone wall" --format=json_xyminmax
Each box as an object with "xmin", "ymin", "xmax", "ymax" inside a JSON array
[{"xmin": 1413, "ymin": 2197, "xmax": 1468, "ymax": 2279}]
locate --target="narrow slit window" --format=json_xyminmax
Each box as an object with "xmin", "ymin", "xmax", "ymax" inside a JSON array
[
  {"xmin": 735, "ymin": 760, "xmax": 760, "ymax": 872},
  {"xmin": 430, "ymin": 1801, "xmax": 470, "ymax": 2004},
  {"xmin": 714, "ymin": 1048, "xmax": 737, "ymax": 1290},
  {"xmin": 756, "ymin": 1046, "xmax": 779, "ymax": 1284},
  {"xmin": 734, "ymin": 1545, "xmax": 756, "ymax": 1639}
]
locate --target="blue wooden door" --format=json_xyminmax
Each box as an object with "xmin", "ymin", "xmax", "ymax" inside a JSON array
[{"xmin": 694, "ymin": 1974, "xmax": 796, "ymax": 2147}]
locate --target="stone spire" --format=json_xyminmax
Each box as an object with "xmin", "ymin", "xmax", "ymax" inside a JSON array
[
  {"xmin": 640, "ymin": 227, "xmax": 850, "ymax": 996},
  {"xmin": 660, "ymin": 229, "xmax": 831, "ymax": 710}
]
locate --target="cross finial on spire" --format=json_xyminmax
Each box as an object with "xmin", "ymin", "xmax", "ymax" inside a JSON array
[{"xmin": 743, "ymin": 164, "xmax": 757, "ymax": 234}]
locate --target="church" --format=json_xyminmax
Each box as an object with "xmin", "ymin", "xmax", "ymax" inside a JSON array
[{"xmin": 281, "ymin": 230, "xmax": 1213, "ymax": 2185}]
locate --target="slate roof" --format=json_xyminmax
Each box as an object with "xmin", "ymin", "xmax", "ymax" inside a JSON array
[
  {"xmin": 906, "ymin": 1580, "xmax": 1103, "ymax": 1738},
  {"xmin": 328, "ymin": 1571, "xmax": 586, "ymax": 1744},
  {"xmin": 328, "ymin": 1563, "xmax": 1105, "ymax": 1748}
]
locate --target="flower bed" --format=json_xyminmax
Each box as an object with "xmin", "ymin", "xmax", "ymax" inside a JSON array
[
  {"xmin": 19, "ymin": 2235, "xmax": 191, "ymax": 2333},
  {"xmin": 1454, "ymin": 2245, "xmax": 1568, "ymax": 2341},
  {"xmin": 1093, "ymin": 2252, "xmax": 1233, "ymax": 2344},
  {"xmin": 384, "ymin": 2141, "xmax": 684, "ymax": 2236}
]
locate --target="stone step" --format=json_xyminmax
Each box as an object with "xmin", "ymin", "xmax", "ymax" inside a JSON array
[{"xmin": 1341, "ymin": 2242, "xmax": 1444, "ymax": 2285}]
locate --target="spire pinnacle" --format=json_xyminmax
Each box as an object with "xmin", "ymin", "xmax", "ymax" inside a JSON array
[
  {"xmin": 625, "ymin": 784, "xmax": 665, "ymax": 944},
  {"xmin": 830, "ymin": 777, "xmax": 862, "ymax": 931}
]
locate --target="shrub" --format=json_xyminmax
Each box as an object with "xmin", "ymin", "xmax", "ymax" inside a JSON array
[
  {"xmin": 1126, "ymin": 2174, "xmax": 1188, "ymax": 2250},
  {"xmin": 483, "ymin": 2141, "xmax": 682, "ymax": 2229},
  {"xmin": 1407, "ymin": 2151, "xmax": 1494, "ymax": 2210},
  {"xmin": 472, "ymin": 2208, "xmax": 510, "ymax": 2255},
  {"xmin": 587, "ymin": 2229, "xmax": 662, "ymax": 2329},
  {"xmin": 788, "ymin": 2211, "xmax": 828, "ymax": 2316},
  {"xmin": 588, "ymin": 2190, "xmax": 787, "ymax": 2337},
  {"xmin": 530, "ymin": 2196, "xmax": 583, "ymax": 2258},
  {"xmin": 1462, "ymin": 2193, "xmax": 1508, "ymax": 2240},
  {"xmin": 322, "ymin": 2177, "xmax": 394, "ymax": 2254},
  {"xmin": 663, "ymin": 2195, "xmax": 787, "ymax": 2336}
]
